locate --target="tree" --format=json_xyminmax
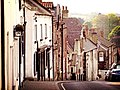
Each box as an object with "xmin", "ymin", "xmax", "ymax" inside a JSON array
[
  {"xmin": 108, "ymin": 26, "xmax": 120, "ymax": 40},
  {"xmin": 107, "ymin": 14, "xmax": 120, "ymax": 32},
  {"xmin": 84, "ymin": 21, "xmax": 92, "ymax": 29},
  {"xmin": 92, "ymin": 13, "xmax": 120, "ymax": 39},
  {"xmin": 92, "ymin": 13, "xmax": 109, "ymax": 38}
]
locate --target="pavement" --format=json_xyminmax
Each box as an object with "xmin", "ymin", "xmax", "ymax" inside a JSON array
[{"xmin": 21, "ymin": 80, "xmax": 60, "ymax": 90}]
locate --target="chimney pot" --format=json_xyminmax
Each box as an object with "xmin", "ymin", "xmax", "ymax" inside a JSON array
[
  {"xmin": 62, "ymin": 6, "xmax": 64, "ymax": 10},
  {"xmin": 65, "ymin": 6, "xmax": 67, "ymax": 10}
]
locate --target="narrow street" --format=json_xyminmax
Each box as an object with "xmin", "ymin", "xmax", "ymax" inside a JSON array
[
  {"xmin": 2, "ymin": 0, "xmax": 120, "ymax": 90},
  {"xmin": 21, "ymin": 80, "xmax": 120, "ymax": 90},
  {"xmin": 58, "ymin": 81, "xmax": 120, "ymax": 90}
]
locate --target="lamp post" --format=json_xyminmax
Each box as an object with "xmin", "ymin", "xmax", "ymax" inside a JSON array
[{"xmin": 13, "ymin": 24, "xmax": 24, "ymax": 89}]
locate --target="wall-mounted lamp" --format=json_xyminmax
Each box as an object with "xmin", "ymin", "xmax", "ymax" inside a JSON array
[{"xmin": 13, "ymin": 24, "xmax": 24, "ymax": 37}]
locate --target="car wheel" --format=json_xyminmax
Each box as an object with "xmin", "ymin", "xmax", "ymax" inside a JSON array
[{"xmin": 110, "ymin": 75, "xmax": 115, "ymax": 82}]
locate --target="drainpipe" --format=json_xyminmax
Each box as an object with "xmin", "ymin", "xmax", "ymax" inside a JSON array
[
  {"xmin": 52, "ymin": 16, "xmax": 54, "ymax": 80},
  {"xmin": 61, "ymin": 23, "xmax": 64, "ymax": 80},
  {"xmin": 19, "ymin": 37, "xmax": 22, "ymax": 89},
  {"xmin": 23, "ymin": 0, "xmax": 26, "ymax": 80},
  {"xmin": 1, "ymin": 0, "xmax": 5, "ymax": 89}
]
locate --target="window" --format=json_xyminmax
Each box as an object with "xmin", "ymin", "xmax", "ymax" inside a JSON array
[
  {"xmin": 45, "ymin": 24, "xmax": 47, "ymax": 38},
  {"xmin": 40, "ymin": 24, "xmax": 43, "ymax": 40},
  {"xmin": 99, "ymin": 52, "xmax": 104, "ymax": 62},
  {"xmin": 49, "ymin": 26, "xmax": 52, "ymax": 39},
  {"xmin": 34, "ymin": 25, "xmax": 37, "ymax": 41}
]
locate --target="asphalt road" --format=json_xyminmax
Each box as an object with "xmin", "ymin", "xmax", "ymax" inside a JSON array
[{"xmin": 58, "ymin": 81, "xmax": 120, "ymax": 90}]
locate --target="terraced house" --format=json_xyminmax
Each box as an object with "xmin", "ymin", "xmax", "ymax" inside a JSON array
[{"xmin": 2, "ymin": 0, "xmax": 54, "ymax": 89}]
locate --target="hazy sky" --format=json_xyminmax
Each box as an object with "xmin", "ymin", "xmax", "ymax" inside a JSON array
[{"xmin": 43, "ymin": 0, "xmax": 120, "ymax": 14}]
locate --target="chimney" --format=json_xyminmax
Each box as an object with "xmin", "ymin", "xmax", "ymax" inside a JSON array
[
  {"xmin": 62, "ymin": 6, "xmax": 64, "ymax": 10},
  {"xmin": 62, "ymin": 6, "xmax": 69, "ymax": 19},
  {"xmin": 65, "ymin": 6, "xmax": 67, "ymax": 10}
]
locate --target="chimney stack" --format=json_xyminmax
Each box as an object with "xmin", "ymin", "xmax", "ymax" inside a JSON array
[
  {"xmin": 62, "ymin": 6, "xmax": 64, "ymax": 10},
  {"xmin": 65, "ymin": 6, "xmax": 67, "ymax": 10},
  {"xmin": 62, "ymin": 6, "xmax": 69, "ymax": 19}
]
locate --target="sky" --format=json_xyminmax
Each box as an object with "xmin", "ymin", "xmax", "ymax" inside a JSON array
[{"xmin": 43, "ymin": 0, "xmax": 120, "ymax": 14}]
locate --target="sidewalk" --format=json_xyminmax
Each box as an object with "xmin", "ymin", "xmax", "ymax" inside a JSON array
[{"xmin": 21, "ymin": 80, "xmax": 60, "ymax": 90}]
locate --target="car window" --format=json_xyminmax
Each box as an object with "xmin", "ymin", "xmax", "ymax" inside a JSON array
[{"xmin": 116, "ymin": 65, "xmax": 120, "ymax": 69}]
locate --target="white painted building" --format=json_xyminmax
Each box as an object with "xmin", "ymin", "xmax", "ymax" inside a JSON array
[
  {"xmin": 4, "ymin": 0, "xmax": 25, "ymax": 89},
  {"xmin": 35, "ymin": 13, "xmax": 53, "ymax": 80},
  {"xmin": 84, "ymin": 39, "xmax": 97, "ymax": 81},
  {"xmin": 25, "ymin": 0, "xmax": 53, "ymax": 80}
]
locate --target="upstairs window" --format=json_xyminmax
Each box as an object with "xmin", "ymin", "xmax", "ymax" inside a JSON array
[
  {"xmin": 40, "ymin": 24, "xmax": 43, "ymax": 40},
  {"xmin": 45, "ymin": 24, "xmax": 47, "ymax": 39},
  {"xmin": 34, "ymin": 25, "xmax": 37, "ymax": 41},
  {"xmin": 99, "ymin": 51, "xmax": 104, "ymax": 62}
]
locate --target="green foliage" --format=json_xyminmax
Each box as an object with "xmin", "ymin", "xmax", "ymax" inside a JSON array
[
  {"xmin": 107, "ymin": 13, "xmax": 120, "ymax": 31},
  {"xmin": 108, "ymin": 26, "xmax": 120, "ymax": 40},
  {"xmin": 84, "ymin": 21, "xmax": 92, "ymax": 28},
  {"xmin": 92, "ymin": 13, "xmax": 120, "ymax": 39}
]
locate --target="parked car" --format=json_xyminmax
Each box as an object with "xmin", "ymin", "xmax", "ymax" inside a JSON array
[
  {"xmin": 105, "ymin": 63, "xmax": 120, "ymax": 81},
  {"xmin": 105, "ymin": 70, "xmax": 110, "ymax": 81}
]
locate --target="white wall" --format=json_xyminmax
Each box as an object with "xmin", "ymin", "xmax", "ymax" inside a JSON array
[
  {"xmin": 25, "ymin": 7, "xmax": 35, "ymax": 78},
  {"xmin": 37, "ymin": 15, "xmax": 52, "ymax": 43},
  {"xmin": 36, "ymin": 15, "xmax": 53, "ymax": 79},
  {"xmin": 4, "ymin": 0, "xmax": 24, "ymax": 89},
  {"xmin": 86, "ymin": 49, "xmax": 98, "ymax": 81}
]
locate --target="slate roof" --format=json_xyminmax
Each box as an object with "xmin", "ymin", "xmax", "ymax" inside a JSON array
[
  {"xmin": 64, "ymin": 18, "xmax": 82, "ymax": 49},
  {"xmin": 84, "ymin": 38, "xmax": 97, "ymax": 52},
  {"xmin": 98, "ymin": 36, "xmax": 113, "ymax": 48}
]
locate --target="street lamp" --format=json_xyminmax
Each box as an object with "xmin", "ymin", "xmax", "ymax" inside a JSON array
[
  {"xmin": 13, "ymin": 24, "xmax": 24, "ymax": 37},
  {"xmin": 13, "ymin": 24, "xmax": 24, "ymax": 89}
]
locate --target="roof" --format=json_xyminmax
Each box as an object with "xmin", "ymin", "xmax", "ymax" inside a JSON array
[
  {"xmin": 111, "ymin": 36, "xmax": 120, "ymax": 47},
  {"xmin": 98, "ymin": 36, "xmax": 113, "ymax": 48},
  {"xmin": 84, "ymin": 38, "xmax": 97, "ymax": 52},
  {"xmin": 64, "ymin": 18, "xmax": 82, "ymax": 49},
  {"xmin": 26, "ymin": 0, "xmax": 51, "ymax": 15}
]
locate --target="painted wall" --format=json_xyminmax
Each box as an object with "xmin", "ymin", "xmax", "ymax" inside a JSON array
[
  {"xmin": 4, "ymin": 0, "xmax": 23, "ymax": 89},
  {"xmin": 25, "ymin": 6, "xmax": 35, "ymax": 78},
  {"xmin": 36, "ymin": 15, "xmax": 53, "ymax": 79},
  {"xmin": 86, "ymin": 49, "xmax": 98, "ymax": 81}
]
